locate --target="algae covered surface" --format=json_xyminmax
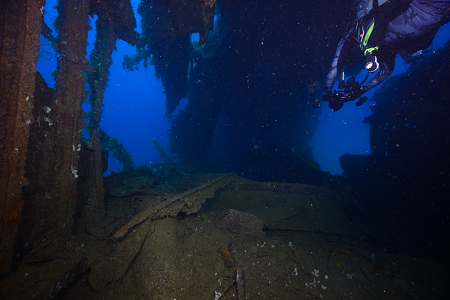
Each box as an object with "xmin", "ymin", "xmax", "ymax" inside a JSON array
[
  {"xmin": 1, "ymin": 0, "xmax": 450, "ymax": 299},
  {"xmin": 1, "ymin": 173, "xmax": 448, "ymax": 300}
]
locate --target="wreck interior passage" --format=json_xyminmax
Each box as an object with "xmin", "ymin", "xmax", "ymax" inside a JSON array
[{"xmin": 1, "ymin": 0, "xmax": 450, "ymax": 299}]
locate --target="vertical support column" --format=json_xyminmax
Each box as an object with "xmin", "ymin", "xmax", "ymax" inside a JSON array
[
  {"xmin": 0, "ymin": 0, "xmax": 44, "ymax": 275},
  {"xmin": 88, "ymin": 19, "xmax": 117, "ymax": 208},
  {"xmin": 53, "ymin": 0, "xmax": 89, "ymax": 234}
]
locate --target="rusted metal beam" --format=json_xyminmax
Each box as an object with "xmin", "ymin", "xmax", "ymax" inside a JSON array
[
  {"xmin": 0, "ymin": 0, "xmax": 45, "ymax": 276},
  {"xmin": 52, "ymin": 0, "xmax": 90, "ymax": 233}
]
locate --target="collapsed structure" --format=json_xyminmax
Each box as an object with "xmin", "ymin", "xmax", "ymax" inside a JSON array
[
  {"xmin": 1, "ymin": 0, "xmax": 449, "ymax": 299},
  {"xmin": 0, "ymin": 0, "xmax": 140, "ymax": 276},
  {"xmin": 1, "ymin": 0, "xmax": 348, "ymax": 276}
]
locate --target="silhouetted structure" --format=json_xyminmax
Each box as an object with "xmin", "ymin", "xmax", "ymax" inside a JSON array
[{"xmin": 340, "ymin": 42, "xmax": 450, "ymax": 247}]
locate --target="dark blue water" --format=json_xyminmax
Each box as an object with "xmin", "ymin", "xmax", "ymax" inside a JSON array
[
  {"xmin": 26, "ymin": 2, "xmax": 450, "ymax": 298},
  {"xmin": 38, "ymin": 0, "xmax": 184, "ymax": 174},
  {"xmin": 38, "ymin": 0, "xmax": 450, "ymax": 176}
]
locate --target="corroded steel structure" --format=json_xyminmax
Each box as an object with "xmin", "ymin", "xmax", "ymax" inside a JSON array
[{"xmin": 0, "ymin": 0, "xmax": 44, "ymax": 276}]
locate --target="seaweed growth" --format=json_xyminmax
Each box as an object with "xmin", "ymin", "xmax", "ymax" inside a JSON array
[
  {"xmin": 151, "ymin": 138, "xmax": 167, "ymax": 160},
  {"xmin": 122, "ymin": 0, "xmax": 216, "ymax": 116},
  {"xmin": 150, "ymin": 138, "xmax": 183, "ymax": 178},
  {"xmin": 100, "ymin": 128, "xmax": 133, "ymax": 174},
  {"xmin": 85, "ymin": 19, "xmax": 117, "ymax": 139}
]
